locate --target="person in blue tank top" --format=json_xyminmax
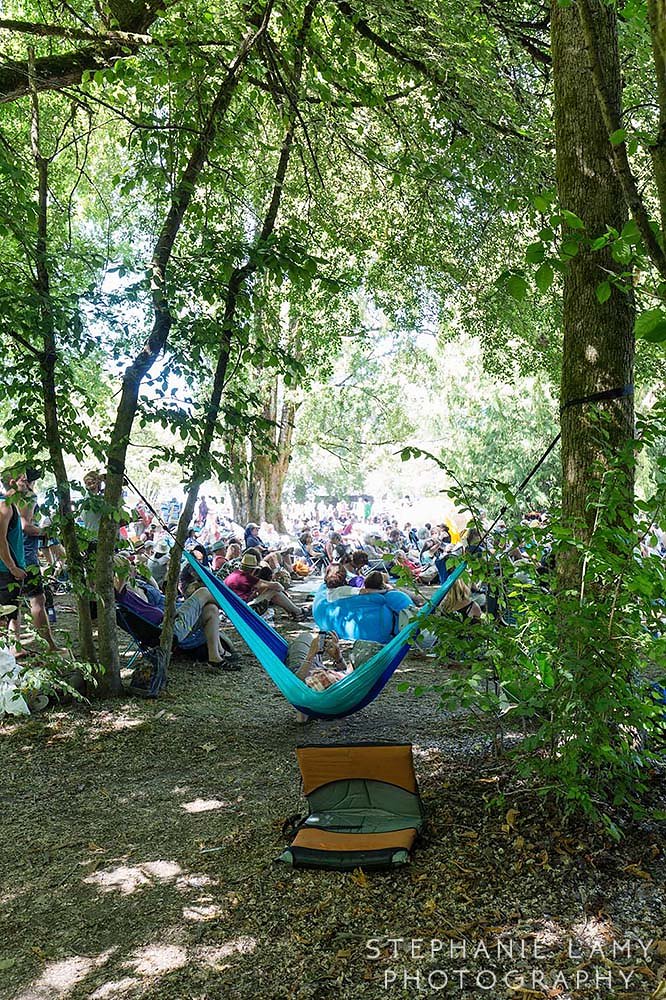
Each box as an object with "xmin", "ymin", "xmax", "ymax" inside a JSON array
[
  {"xmin": 15, "ymin": 468, "xmax": 57, "ymax": 650},
  {"xmin": 0, "ymin": 468, "xmax": 27, "ymax": 645}
]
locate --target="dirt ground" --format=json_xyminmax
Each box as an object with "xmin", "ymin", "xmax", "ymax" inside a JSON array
[{"xmin": 1, "ymin": 597, "xmax": 665, "ymax": 1000}]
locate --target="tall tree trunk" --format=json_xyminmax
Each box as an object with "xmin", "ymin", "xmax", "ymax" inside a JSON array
[
  {"xmin": 552, "ymin": 0, "xmax": 635, "ymax": 591},
  {"xmin": 648, "ymin": 0, "xmax": 666, "ymax": 240},
  {"xmin": 229, "ymin": 475, "xmax": 257, "ymax": 527},
  {"xmin": 94, "ymin": 11, "xmax": 273, "ymax": 690},
  {"xmin": 28, "ymin": 49, "xmax": 96, "ymax": 664},
  {"xmin": 262, "ymin": 396, "xmax": 300, "ymax": 532}
]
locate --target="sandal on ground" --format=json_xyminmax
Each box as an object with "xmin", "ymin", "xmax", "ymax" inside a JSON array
[{"xmin": 208, "ymin": 654, "xmax": 241, "ymax": 672}]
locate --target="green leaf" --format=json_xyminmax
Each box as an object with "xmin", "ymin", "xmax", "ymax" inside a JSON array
[
  {"xmin": 506, "ymin": 274, "xmax": 528, "ymax": 301},
  {"xmin": 0, "ymin": 958, "xmax": 16, "ymax": 970},
  {"xmin": 535, "ymin": 264, "xmax": 553, "ymax": 293},
  {"xmin": 609, "ymin": 129, "xmax": 626, "ymax": 146},
  {"xmin": 533, "ymin": 195, "xmax": 549, "ymax": 213},
  {"xmin": 596, "ymin": 281, "xmax": 612, "ymax": 303},
  {"xmin": 525, "ymin": 242, "xmax": 545, "ymax": 264},
  {"xmin": 560, "ymin": 238, "xmax": 580, "ymax": 259},
  {"xmin": 621, "ymin": 219, "xmax": 640, "ymax": 243},
  {"xmin": 635, "ymin": 308, "xmax": 666, "ymax": 343},
  {"xmin": 561, "ymin": 209, "xmax": 585, "ymax": 230}
]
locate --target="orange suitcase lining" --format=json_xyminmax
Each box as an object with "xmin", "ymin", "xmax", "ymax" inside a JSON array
[
  {"xmin": 291, "ymin": 827, "xmax": 417, "ymax": 853},
  {"xmin": 297, "ymin": 744, "xmax": 417, "ymax": 795}
]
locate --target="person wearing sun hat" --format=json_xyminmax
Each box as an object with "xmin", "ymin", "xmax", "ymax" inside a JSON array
[{"xmin": 224, "ymin": 552, "xmax": 309, "ymax": 621}]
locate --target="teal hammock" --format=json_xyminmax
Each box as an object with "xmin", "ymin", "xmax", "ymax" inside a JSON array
[{"xmin": 184, "ymin": 551, "xmax": 466, "ymax": 720}]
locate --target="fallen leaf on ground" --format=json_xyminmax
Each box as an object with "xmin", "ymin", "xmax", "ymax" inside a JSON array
[{"xmin": 505, "ymin": 808, "xmax": 519, "ymax": 829}]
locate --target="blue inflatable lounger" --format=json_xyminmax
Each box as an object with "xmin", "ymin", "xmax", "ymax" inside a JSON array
[
  {"xmin": 277, "ymin": 743, "xmax": 425, "ymax": 871},
  {"xmin": 312, "ymin": 587, "xmax": 414, "ymax": 644}
]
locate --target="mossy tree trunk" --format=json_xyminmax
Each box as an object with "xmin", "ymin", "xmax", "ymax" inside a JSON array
[{"xmin": 551, "ymin": 0, "xmax": 635, "ymax": 580}]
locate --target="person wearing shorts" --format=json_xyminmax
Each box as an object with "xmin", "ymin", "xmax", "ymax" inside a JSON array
[
  {"xmin": 15, "ymin": 469, "xmax": 57, "ymax": 650},
  {"xmin": 0, "ymin": 469, "xmax": 27, "ymax": 649},
  {"xmin": 114, "ymin": 558, "xmax": 239, "ymax": 670}
]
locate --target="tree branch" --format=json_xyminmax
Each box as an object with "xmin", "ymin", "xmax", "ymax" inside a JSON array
[
  {"xmin": 0, "ymin": 17, "xmax": 233, "ymax": 49},
  {"xmin": 0, "ymin": 0, "xmax": 165, "ymax": 103},
  {"xmin": 335, "ymin": 0, "xmax": 527, "ymax": 140}
]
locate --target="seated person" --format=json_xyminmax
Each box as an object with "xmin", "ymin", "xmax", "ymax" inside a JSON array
[
  {"xmin": 215, "ymin": 541, "xmax": 242, "ymax": 576},
  {"xmin": 224, "ymin": 552, "xmax": 308, "ymax": 621},
  {"xmin": 298, "ymin": 531, "xmax": 326, "ymax": 570},
  {"xmin": 359, "ymin": 569, "xmax": 390, "ymax": 593},
  {"xmin": 442, "ymin": 576, "xmax": 482, "ymax": 622},
  {"xmin": 147, "ymin": 539, "xmax": 170, "ymax": 588},
  {"xmin": 245, "ymin": 523, "xmax": 294, "ymax": 575},
  {"xmin": 387, "ymin": 528, "xmax": 408, "ymax": 554},
  {"xmin": 244, "ymin": 522, "xmax": 267, "ymax": 552},
  {"xmin": 344, "ymin": 551, "xmax": 369, "ymax": 587},
  {"xmin": 114, "ymin": 557, "xmax": 239, "ymax": 669},
  {"xmin": 322, "ymin": 562, "xmax": 361, "ymax": 601},
  {"xmin": 287, "ymin": 630, "xmax": 353, "ymax": 724},
  {"xmin": 313, "ymin": 565, "xmax": 415, "ymax": 643},
  {"xmin": 325, "ymin": 532, "xmax": 347, "ymax": 564},
  {"xmin": 179, "ymin": 543, "xmax": 209, "ymax": 597}
]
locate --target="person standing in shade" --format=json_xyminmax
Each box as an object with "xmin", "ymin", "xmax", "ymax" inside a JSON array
[
  {"xmin": 81, "ymin": 470, "xmax": 105, "ymax": 544},
  {"xmin": 198, "ymin": 495, "xmax": 208, "ymax": 526},
  {"xmin": 15, "ymin": 468, "xmax": 57, "ymax": 650},
  {"xmin": 0, "ymin": 469, "xmax": 27, "ymax": 649}
]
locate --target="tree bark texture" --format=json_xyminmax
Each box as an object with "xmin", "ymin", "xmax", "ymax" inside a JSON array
[
  {"xmin": 256, "ymin": 388, "xmax": 300, "ymax": 533},
  {"xmin": 576, "ymin": 0, "xmax": 666, "ymax": 280},
  {"xmin": 0, "ymin": 0, "xmax": 165, "ymax": 102},
  {"xmin": 648, "ymin": 0, "xmax": 666, "ymax": 240},
  {"xmin": 552, "ymin": 0, "xmax": 635, "ymax": 557}
]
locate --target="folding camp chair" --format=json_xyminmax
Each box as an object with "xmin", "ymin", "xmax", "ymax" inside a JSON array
[
  {"xmin": 115, "ymin": 604, "xmax": 208, "ymax": 669},
  {"xmin": 277, "ymin": 742, "xmax": 425, "ymax": 871}
]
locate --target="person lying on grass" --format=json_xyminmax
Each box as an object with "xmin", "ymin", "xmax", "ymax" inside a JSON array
[{"xmin": 113, "ymin": 556, "xmax": 239, "ymax": 670}]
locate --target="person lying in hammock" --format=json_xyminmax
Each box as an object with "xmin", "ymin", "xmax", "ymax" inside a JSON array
[
  {"xmin": 287, "ymin": 630, "xmax": 353, "ymax": 724},
  {"xmin": 224, "ymin": 552, "xmax": 309, "ymax": 621},
  {"xmin": 114, "ymin": 556, "xmax": 239, "ymax": 670}
]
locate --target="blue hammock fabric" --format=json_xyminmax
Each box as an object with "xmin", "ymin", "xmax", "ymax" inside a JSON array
[{"xmin": 183, "ymin": 551, "xmax": 467, "ymax": 720}]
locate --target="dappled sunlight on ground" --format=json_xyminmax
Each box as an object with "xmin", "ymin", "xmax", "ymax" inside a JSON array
[
  {"xmin": 182, "ymin": 902, "xmax": 225, "ymax": 921},
  {"xmin": 174, "ymin": 873, "xmax": 218, "ymax": 892},
  {"xmin": 571, "ymin": 914, "xmax": 623, "ymax": 951},
  {"xmin": 94, "ymin": 714, "xmax": 146, "ymax": 733},
  {"xmin": 193, "ymin": 937, "xmax": 257, "ymax": 969},
  {"xmin": 125, "ymin": 943, "xmax": 188, "ymax": 976},
  {"xmin": 84, "ymin": 860, "xmax": 183, "ymax": 895},
  {"xmin": 89, "ymin": 976, "xmax": 140, "ymax": 999},
  {"xmin": 16, "ymin": 949, "xmax": 117, "ymax": 1000},
  {"xmin": 180, "ymin": 797, "xmax": 230, "ymax": 813}
]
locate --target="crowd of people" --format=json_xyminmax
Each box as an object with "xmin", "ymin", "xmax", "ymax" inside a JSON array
[{"xmin": 3, "ymin": 467, "xmax": 666, "ymax": 704}]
